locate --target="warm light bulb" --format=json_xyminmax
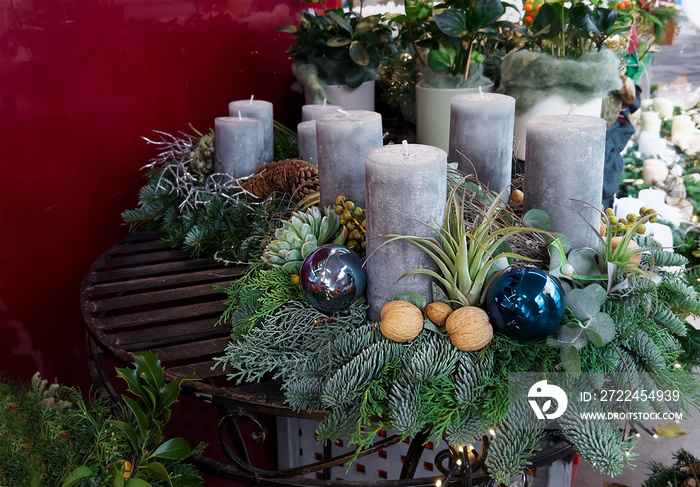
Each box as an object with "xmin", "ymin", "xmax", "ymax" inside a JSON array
[
  {"xmin": 489, "ymin": 428, "xmax": 496, "ymax": 436},
  {"xmin": 457, "ymin": 459, "xmax": 462, "ymax": 466},
  {"xmin": 653, "ymin": 434, "xmax": 658, "ymax": 438},
  {"xmin": 436, "ymin": 481, "xmax": 442, "ymax": 487},
  {"xmin": 458, "ymin": 446, "xmax": 464, "ymax": 453},
  {"xmin": 674, "ymin": 363, "xmax": 682, "ymax": 369},
  {"xmin": 635, "ymin": 432, "xmax": 641, "ymax": 437},
  {"xmin": 625, "ymin": 451, "xmax": 631, "ymax": 457}
]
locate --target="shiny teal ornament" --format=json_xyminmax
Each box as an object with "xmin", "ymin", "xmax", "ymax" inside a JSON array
[
  {"xmin": 485, "ymin": 266, "xmax": 565, "ymax": 342},
  {"xmin": 300, "ymin": 244, "xmax": 366, "ymax": 314}
]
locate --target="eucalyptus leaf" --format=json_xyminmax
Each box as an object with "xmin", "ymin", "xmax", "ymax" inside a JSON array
[
  {"xmin": 523, "ymin": 208, "xmax": 550, "ymax": 231},
  {"xmin": 561, "ymin": 346, "xmax": 581, "ymax": 378},
  {"xmin": 585, "ymin": 312, "xmax": 615, "ymax": 347},
  {"xmin": 565, "ymin": 288, "xmax": 600, "ymax": 321},
  {"xmin": 568, "ymin": 248, "xmax": 600, "ymax": 277},
  {"xmin": 393, "ymin": 292, "xmax": 427, "ymax": 309},
  {"xmin": 583, "ymin": 283, "xmax": 607, "ymax": 308},
  {"xmin": 558, "ymin": 324, "xmax": 589, "ymax": 349}
]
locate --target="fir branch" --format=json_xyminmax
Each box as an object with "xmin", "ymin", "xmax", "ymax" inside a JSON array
[
  {"xmin": 454, "ymin": 349, "xmax": 494, "ymax": 407},
  {"xmin": 558, "ymin": 398, "xmax": 636, "ymax": 477},
  {"xmin": 445, "ymin": 414, "xmax": 488, "ymax": 447},
  {"xmin": 487, "ymin": 399, "xmax": 545, "ymax": 483},
  {"xmin": 388, "ymin": 369, "xmax": 423, "ymax": 437},
  {"xmin": 321, "ymin": 341, "xmax": 402, "ymax": 409}
]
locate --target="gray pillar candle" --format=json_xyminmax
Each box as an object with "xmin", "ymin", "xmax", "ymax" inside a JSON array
[
  {"xmin": 316, "ymin": 110, "xmax": 383, "ymax": 208},
  {"xmin": 214, "ymin": 116, "xmax": 264, "ymax": 178},
  {"xmin": 302, "ymin": 102, "xmax": 343, "ymax": 122},
  {"xmin": 297, "ymin": 120, "xmax": 317, "ymax": 164},
  {"xmin": 228, "ymin": 98, "xmax": 273, "ymax": 163},
  {"xmin": 365, "ymin": 143, "xmax": 448, "ymax": 321},
  {"xmin": 448, "ymin": 93, "xmax": 515, "ymax": 199},
  {"xmin": 523, "ymin": 114, "xmax": 606, "ymax": 249}
]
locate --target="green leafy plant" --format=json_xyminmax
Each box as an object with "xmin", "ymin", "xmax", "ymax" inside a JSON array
[
  {"xmin": 278, "ymin": 0, "xmax": 393, "ymax": 88},
  {"xmin": 424, "ymin": 0, "xmax": 514, "ymax": 81},
  {"xmin": 512, "ymin": 0, "xmax": 631, "ymax": 58},
  {"xmin": 65, "ymin": 352, "xmax": 202, "ymax": 487}
]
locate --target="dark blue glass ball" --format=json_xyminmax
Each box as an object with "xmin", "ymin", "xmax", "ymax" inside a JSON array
[
  {"xmin": 300, "ymin": 244, "xmax": 366, "ymax": 314},
  {"xmin": 485, "ymin": 266, "xmax": 565, "ymax": 342}
]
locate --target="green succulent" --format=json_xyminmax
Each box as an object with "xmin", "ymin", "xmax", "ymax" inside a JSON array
[{"xmin": 261, "ymin": 206, "xmax": 340, "ymax": 274}]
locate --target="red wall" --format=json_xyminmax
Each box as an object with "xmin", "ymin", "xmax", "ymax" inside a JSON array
[{"xmin": 0, "ymin": 0, "xmax": 316, "ymax": 389}]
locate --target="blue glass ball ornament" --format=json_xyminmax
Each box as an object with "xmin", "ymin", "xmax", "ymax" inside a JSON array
[
  {"xmin": 300, "ymin": 244, "xmax": 366, "ymax": 314},
  {"xmin": 485, "ymin": 266, "xmax": 565, "ymax": 342}
]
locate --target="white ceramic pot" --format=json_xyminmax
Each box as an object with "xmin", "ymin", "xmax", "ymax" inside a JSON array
[
  {"xmin": 514, "ymin": 94, "xmax": 603, "ymax": 161},
  {"xmin": 415, "ymin": 81, "xmax": 494, "ymax": 152},
  {"xmin": 305, "ymin": 80, "xmax": 376, "ymax": 111}
]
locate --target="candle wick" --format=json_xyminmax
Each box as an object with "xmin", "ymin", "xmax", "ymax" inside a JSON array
[
  {"xmin": 250, "ymin": 95, "xmax": 254, "ymax": 104},
  {"xmin": 238, "ymin": 111, "xmax": 242, "ymax": 120},
  {"xmin": 402, "ymin": 140, "xmax": 409, "ymax": 159},
  {"xmin": 566, "ymin": 104, "xmax": 576, "ymax": 122},
  {"xmin": 337, "ymin": 108, "xmax": 350, "ymax": 117},
  {"xmin": 479, "ymin": 86, "xmax": 484, "ymax": 99},
  {"xmin": 323, "ymin": 98, "xmax": 327, "ymax": 106}
]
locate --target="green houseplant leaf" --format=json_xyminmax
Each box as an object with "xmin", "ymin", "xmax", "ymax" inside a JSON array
[{"xmin": 150, "ymin": 437, "xmax": 192, "ymax": 460}]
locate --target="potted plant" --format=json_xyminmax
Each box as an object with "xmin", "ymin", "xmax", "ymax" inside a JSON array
[
  {"xmin": 278, "ymin": 0, "xmax": 393, "ymax": 110},
  {"xmin": 498, "ymin": 0, "xmax": 631, "ymax": 159},
  {"xmin": 391, "ymin": 0, "xmax": 514, "ymax": 150}
]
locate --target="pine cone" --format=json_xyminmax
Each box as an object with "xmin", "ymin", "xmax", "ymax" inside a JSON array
[
  {"xmin": 681, "ymin": 461, "xmax": 700, "ymax": 476},
  {"xmin": 238, "ymin": 159, "xmax": 319, "ymax": 202}
]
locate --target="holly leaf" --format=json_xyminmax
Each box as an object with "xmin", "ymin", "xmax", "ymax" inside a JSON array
[{"xmin": 133, "ymin": 351, "xmax": 164, "ymax": 390}]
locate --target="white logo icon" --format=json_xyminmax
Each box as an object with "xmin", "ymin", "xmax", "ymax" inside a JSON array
[{"xmin": 528, "ymin": 380, "xmax": 568, "ymax": 420}]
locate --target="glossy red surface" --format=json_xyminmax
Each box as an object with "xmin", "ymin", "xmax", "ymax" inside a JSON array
[{"xmin": 0, "ymin": 1, "xmax": 315, "ymax": 387}]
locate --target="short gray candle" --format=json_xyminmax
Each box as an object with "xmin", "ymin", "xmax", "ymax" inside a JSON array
[
  {"xmin": 448, "ymin": 92, "xmax": 515, "ymax": 199},
  {"xmin": 228, "ymin": 98, "xmax": 273, "ymax": 163},
  {"xmin": 214, "ymin": 116, "xmax": 264, "ymax": 178},
  {"xmin": 316, "ymin": 110, "xmax": 383, "ymax": 208},
  {"xmin": 297, "ymin": 120, "xmax": 317, "ymax": 164},
  {"xmin": 302, "ymin": 102, "xmax": 343, "ymax": 122},
  {"xmin": 523, "ymin": 114, "xmax": 606, "ymax": 249},
  {"xmin": 365, "ymin": 143, "xmax": 447, "ymax": 321}
]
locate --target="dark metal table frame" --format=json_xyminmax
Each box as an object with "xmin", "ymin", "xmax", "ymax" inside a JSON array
[{"xmin": 81, "ymin": 231, "xmax": 575, "ymax": 486}]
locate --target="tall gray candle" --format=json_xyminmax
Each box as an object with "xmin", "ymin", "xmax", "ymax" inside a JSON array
[
  {"xmin": 316, "ymin": 110, "xmax": 383, "ymax": 208},
  {"xmin": 302, "ymin": 102, "xmax": 343, "ymax": 122},
  {"xmin": 448, "ymin": 92, "xmax": 515, "ymax": 199},
  {"xmin": 214, "ymin": 116, "xmax": 264, "ymax": 178},
  {"xmin": 365, "ymin": 143, "xmax": 447, "ymax": 321},
  {"xmin": 297, "ymin": 120, "xmax": 317, "ymax": 164},
  {"xmin": 228, "ymin": 97, "xmax": 273, "ymax": 163},
  {"xmin": 523, "ymin": 114, "xmax": 606, "ymax": 249}
]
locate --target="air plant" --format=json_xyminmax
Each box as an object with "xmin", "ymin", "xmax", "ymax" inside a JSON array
[{"xmin": 376, "ymin": 179, "xmax": 553, "ymax": 307}]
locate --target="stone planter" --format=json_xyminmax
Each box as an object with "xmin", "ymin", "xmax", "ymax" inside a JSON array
[{"xmin": 305, "ymin": 80, "xmax": 376, "ymax": 111}]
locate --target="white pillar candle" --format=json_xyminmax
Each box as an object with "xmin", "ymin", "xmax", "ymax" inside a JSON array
[
  {"xmin": 316, "ymin": 110, "xmax": 383, "ymax": 208},
  {"xmin": 671, "ymin": 115, "xmax": 695, "ymax": 139},
  {"xmin": 652, "ymin": 97, "xmax": 674, "ymax": 119},
  {"xmin": 297, "ymin": 120, "xmax": 317, "ymax": 164},
  {"xmin": 637, "ymin": 131, "xmax": 667, "ymax": 158},
  {"xmin": 448, "ymin": 92, "xmax": 515, "ymax": 198},
  {"xmin": 640, "ymin": 111, "xmax": 662, "ymax": 134},
  {"xmin": 214, "ymin": 116, "xmax": 264, "ymax": 178},
  {"xmin": 302, "ymin": 102, "xmax": 343, "ymax": 122},
  {"xmin": 365, "ymin": 143, "xmax": 447, "ymax": 320},
  {"xmin": 523, "ymin": 114, "xmax": 606, "ymax": 250},
  {"xmin": 228, "ymin": 98, "xmax": 274, "ymax": 163}
]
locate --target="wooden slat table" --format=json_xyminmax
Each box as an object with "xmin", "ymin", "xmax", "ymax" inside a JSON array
[{"xmin": 81, "ymin": 231, "xmax": 575, "ymax": 486}]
